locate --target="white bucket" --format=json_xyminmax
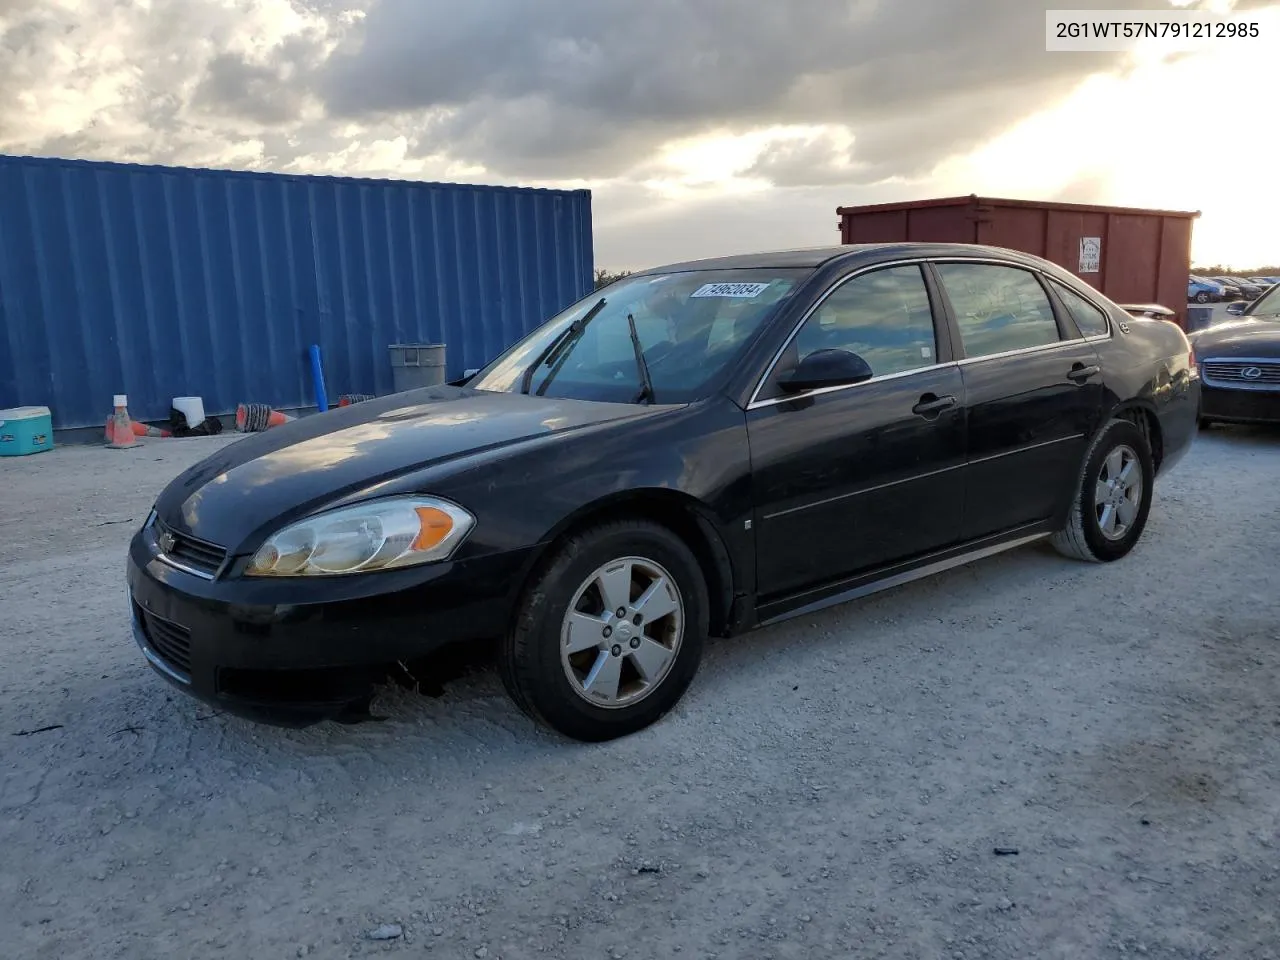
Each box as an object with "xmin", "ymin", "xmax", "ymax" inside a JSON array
[{"xmin": 172, "ymin": 396, "xmax": 205, "ymax": 427}]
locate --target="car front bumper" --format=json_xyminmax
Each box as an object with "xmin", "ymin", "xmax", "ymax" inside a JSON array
[
  {"xmin": 1200, "ymin": 383, "xmax": 1280, "ymax": 424},
  {"xmin": 126, "ymin": 527, "xmax": 534, "ymax": 726}
]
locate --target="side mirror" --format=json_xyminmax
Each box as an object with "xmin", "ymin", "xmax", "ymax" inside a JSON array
[
  {"xmin": 1226, "ymin": 301, "xmax": 1247, "ymax": 316},
  {"xmin": 778, "ymin": 348, "xmax": 874, "ymax": 393}
]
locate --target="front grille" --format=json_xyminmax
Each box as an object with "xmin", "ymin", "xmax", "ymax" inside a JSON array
[
  {"xmin": 1201, "ymin": 359, "xmax": 1280, "ymax": 388},
  {"xmin": 156, "ymin": 519, "xmax": 227, "ymax": 577},
  {"xmin": 136, "ymin": 605, "xmax": 193, "ymax": 678}
]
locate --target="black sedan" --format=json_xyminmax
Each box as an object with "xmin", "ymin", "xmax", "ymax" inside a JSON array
[
  {"xmin": 1191, "ymin": 282, "xmax": 1280, "ymax": 426},
  {"xmin": 128, "ymin": 243, "xmax": 1199, "ymax": 741},
  {"xmin": 1209, "ymin": 278, "xmax": 1246, "ymax": 302},
  {"xmin": 1223, "ymin": 277, "xmax": 1268, "ymax": 301}
]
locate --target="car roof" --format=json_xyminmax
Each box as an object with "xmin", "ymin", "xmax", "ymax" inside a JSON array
[{"xmin": 633, "ymin": 242, "xmax": 1063, "ymax": 275}]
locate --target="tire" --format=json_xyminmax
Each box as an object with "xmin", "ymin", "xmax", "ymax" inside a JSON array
[
  {"xmin": 1194, "ymin": 291, "xmax": 1210, "ymax": 303},
  {"xmin": 498, "ymin": 519, "xmax": 708, "ymax": 742},
  {"xmin": 1050, "ymin": 418, "xmax": 1155, "ymax": 563},
  {"xmin": 1199, "ymin": 417, "xmax": 1213, "ymax": 430}
]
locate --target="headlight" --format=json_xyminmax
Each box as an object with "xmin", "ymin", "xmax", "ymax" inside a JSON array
[{"xmin": 245, "ymin": 496, "xmax": 474, "ymax": 577}]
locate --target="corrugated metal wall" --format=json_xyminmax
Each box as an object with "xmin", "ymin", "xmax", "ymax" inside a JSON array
[{"xmin": 0, "ymin": 155, "xmax": 593, "ymax": 429}]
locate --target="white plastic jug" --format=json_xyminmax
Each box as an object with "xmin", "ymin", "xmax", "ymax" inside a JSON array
[{"xmin": 172, "ymin": 396, "xmax": 205, "ymax": 428}]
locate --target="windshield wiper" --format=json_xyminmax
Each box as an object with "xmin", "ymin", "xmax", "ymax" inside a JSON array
[
  {"xmin": 626, "ymin": 313, "xmax": 657, "ymax": 405},
  {"xmin": 520, "ymin": 297, "xmax": 607, "ymax": 395}
]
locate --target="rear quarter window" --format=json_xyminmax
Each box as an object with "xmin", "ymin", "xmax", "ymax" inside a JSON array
[{"xmin": 1051, "ymin": 280, "xmax": 1111, "ymax": 338}]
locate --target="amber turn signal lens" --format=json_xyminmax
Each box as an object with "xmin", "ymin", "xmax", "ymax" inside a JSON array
[{"xmin": 412, "ymin": 506, "xmax": 455, "ymax": 551}]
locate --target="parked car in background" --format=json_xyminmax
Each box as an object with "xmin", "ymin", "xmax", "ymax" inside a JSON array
[
  {"xmin": 1214, "ymin": 276, "xmax": 1266, "ymax": 301},
  {"xmin": 127, "ymin": 242, "xmax": 1200, "ymax": 741},
  {"xmin": 1207, "ymin": 277, "xmax": 1244, "ymax": 301},
  {"xmin": 1249, "ymin": 277, "xmax": 1278, "ymax": 288},
  {"xmin": 1191, "ymin": 281, "xmax": 1280, "ymax": 427},
  {"xmin": 1189, "ymin": 276, "xmax": 1227, "ymax": 303}
]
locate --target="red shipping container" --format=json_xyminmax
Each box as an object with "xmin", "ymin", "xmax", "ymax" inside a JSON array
[{"xmin": 836, "ymin": 195, "xmax": 1200, "ymax": 329}]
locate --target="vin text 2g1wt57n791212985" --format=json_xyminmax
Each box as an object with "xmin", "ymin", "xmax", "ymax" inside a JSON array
[{"xmin": 127, "ymin": 243, "xmax": 1199, "ymax": 742}]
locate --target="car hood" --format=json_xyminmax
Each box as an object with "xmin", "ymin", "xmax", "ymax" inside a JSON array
[
  {"xmin": 1190, "ymin": 317, "xmax": 1280, "ymax": 356},
  {"xmin": 155, "ymin": 386, "xmax": 665, "ymax": 550}
]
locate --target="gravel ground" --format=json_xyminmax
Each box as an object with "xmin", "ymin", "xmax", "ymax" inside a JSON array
[{"xmin": 3, "ymin": 425, "xmax": 1279, "ymax": 960}]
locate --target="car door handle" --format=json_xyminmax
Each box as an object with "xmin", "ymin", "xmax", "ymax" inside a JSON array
[
  {"xmin": 1067, "ymin": 363, "xmax": 1101, "ymax": 383},
  {"xmin": 912, "ymin": 394, "xmax": 958, "ymax": 418}
]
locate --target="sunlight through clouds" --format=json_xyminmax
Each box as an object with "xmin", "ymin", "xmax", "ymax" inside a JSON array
[
  {"xmin": 939, "ymin": 3, "xmax": 1280, "ymax": 264},
  {"xmin": 1, "ymin": 0, "xmax": 1278, "ymax": 267}
]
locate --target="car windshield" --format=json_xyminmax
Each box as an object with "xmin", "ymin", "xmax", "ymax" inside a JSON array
[
  {"xmin": 469, "ymin": 269, "xmax": 808, "ymax": 403},
  {"xmin": 1246, "ymin": 283, "xmax": 1280, "ymax": 317}
]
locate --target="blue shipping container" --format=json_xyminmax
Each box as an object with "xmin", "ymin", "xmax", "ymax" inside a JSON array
[{"xmin": 0, "ymin": 155, "xmax": 594, "ymax": 429}]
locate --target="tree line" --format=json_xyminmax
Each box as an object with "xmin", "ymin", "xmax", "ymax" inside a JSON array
[
  {"xmin": 594, "ymin": 268, "xmax": 633, "ymax": 289},
  {"xmin": 1193, "ymin": 264, "xmax": 1280, "ymax": 276}
]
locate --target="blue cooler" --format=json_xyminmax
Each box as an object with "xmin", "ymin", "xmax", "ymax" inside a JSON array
[{"xmin": 0, "ymin": 406, "xmax": 54, "ymax": 456}]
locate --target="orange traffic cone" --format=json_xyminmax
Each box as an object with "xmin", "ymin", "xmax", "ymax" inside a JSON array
[
  {"xmin": 105, "ymin": 395, "xmax": 138, "ymax": 449},
  {"xmin": 131, "ymin": 421, "xmax": 172, "ymax": 438},
  {"xmin": 236, "ymin": 403, "xmax": 296, "ymax": 432}
]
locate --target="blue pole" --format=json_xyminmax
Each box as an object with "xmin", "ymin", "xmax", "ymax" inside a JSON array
[{"xmin": 309, "ymin": 344, "xmax": 329, "ymax": 412}]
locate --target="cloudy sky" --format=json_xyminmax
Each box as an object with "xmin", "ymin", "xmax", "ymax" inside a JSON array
[{"xmin": 2, "ymin": 0, "xmax": 1278, "ymax": 270}]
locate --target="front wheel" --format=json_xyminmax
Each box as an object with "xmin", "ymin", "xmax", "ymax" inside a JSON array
[
  {"xmin": 1194, "ymin": 291, "xmax": 1210, "ymax": 303},
  {"xmin": 1050, "ymin": 418, "xmax": 1155, "ymax": 563},
  {"xmin": 498, "ymin": 519, "xmax": 708, "ymax": 742}
]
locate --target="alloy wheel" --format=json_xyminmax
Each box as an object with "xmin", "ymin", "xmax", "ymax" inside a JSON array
[
  {"xmin": 1094, "ymin": 443, "xmax": 1143, "ymax": 541},
  {"xmin": 560, "ymin": 556, "xmax": 684, "ymax": 709}
]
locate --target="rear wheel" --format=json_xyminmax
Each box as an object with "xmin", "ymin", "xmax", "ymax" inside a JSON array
[
  {"xmin": 1050, "ymin": 419, "xmax": 1155, "ymax": 563},
  {"xmin": 499, "ymin": 519, "xmax": 708, "ymax": 741},
  {"xmin": 1194, "ymin": 291, "xmax": 1210, "ymax": 303}
]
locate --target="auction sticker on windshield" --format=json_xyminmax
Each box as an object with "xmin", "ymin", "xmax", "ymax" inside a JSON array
[{"xmin": 690, "ymin": 282, "xmax": 772, "ymax": 298}]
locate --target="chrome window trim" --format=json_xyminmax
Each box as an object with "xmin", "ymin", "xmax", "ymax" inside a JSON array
[
  {"xmin": 934, "ymin": 259, "xmax": 1116, "ymax": 345},
  {"xmin": 746, "ymin": 255, "xmax": 1109, "ymax": 411},
  {"xmin": 748, "ymin": 361, "xmax": 960, "ymax": 411},
  {"xmin": 746, "ymin": 257, "xmax": 941, "ymax": 409},
  {"xmin": 955, "ymin": 338, "xmax": 1094, "ymax": 368},
  {"xmin": 934, "ymin": 259, "xmax": 1084, "ymax": 352}
]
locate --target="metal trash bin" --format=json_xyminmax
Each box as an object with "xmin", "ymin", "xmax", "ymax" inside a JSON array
[
  {"xmin": 389, "ymin": 343, "xmax": 447, "ymax": 392},
  {"xmin": 1185, "ymin": 306, "xmax": 1216, "ymax": 333}
]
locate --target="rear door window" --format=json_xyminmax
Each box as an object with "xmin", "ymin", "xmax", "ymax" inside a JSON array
[{"xmin": 935, "ymin": 263, "xmax": 1061, "ymax": 359}]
